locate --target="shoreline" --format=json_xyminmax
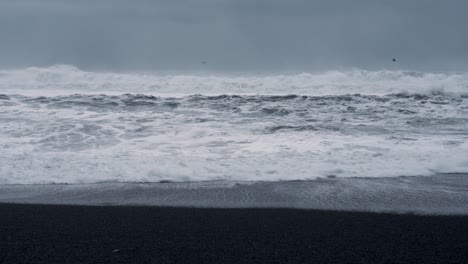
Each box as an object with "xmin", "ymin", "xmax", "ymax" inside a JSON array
[{"xmin": 1, "ymin": 173, "xmax": 468, "ymax": 215}]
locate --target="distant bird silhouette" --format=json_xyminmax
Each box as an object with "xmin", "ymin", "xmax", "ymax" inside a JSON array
[
  {"xmin": 392, "ymin": 58, "xmax": 396, "ymax": 62},
  {"xmin": 202, "ymin": 61, "xmax": 207, "ymax": 65}
]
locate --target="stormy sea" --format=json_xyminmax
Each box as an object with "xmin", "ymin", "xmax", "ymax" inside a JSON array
[
  {"xmin": 0, "ymin": 65, "xmax": 467, "ymax": 214},
  {"xmin": 2, "ymin": 66, "xmax": 468, "ymax": 264},
  {"xmin": 3, "ymin": 1, "xmax": 468, "ymax": 262}
]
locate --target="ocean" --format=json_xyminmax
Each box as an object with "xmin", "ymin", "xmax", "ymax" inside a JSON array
[{"xmin": 1, "ymin": 65, "xmax": 467, "ymax": 185}]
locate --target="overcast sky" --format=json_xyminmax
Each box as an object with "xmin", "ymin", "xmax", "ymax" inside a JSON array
[{"xmin": 1, "ymin": 0, "xmax": 467, "ymax": 72}]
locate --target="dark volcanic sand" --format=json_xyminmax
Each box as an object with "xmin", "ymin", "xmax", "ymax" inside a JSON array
[{"xmin": 1, "ymin": 204, "xmax": 468, "ymax": 264}]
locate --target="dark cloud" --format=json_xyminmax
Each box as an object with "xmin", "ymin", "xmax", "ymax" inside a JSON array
[{"xmin": 0, "ymin": 0, "xmax": 467, "ymax": 71}]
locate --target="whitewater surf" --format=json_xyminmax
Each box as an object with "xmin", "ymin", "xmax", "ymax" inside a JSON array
[{"xmin": 1, "ymin": 65, "xmax": 467, "ymax": 184}]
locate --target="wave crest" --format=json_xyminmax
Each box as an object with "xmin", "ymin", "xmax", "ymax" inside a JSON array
[{"xmin": 0, "ymin": 65, "xmax": 467, "ymax": 97}]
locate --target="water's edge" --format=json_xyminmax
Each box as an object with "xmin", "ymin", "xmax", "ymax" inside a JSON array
[{"xmin": 1, "ymin": 173, "xmax": 467, "ymax": 215}]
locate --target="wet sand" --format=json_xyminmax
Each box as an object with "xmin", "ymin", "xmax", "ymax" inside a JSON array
[
  {"xmin": 1, "ymin": 203, "xmax": 468, "ymax": 264},
  {"xmin": 1, "ymin": 174, "xmax": 468, "ymax": 214}
]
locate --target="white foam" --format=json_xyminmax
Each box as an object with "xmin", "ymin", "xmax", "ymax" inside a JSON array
[
  {"xmin": 1, "ymin": 65, "xmax": 468, "ymax": 184},
  {"xmin": 1, "ymin": 133, "xmax": 467, "ymax": 184},
  {"xmin": 1, "ymin": 64, "xmax": 467, "ymax": 97}
]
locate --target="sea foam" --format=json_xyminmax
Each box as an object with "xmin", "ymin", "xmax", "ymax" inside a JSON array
[
  {"xmin": 1, "ymin": 64, "xmax": 467, "ymax": 97},
  {"xmin": 0, "ymin": 65, "xmax": 467, "ymax": 184}
]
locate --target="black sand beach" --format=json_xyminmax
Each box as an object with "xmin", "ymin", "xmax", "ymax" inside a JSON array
[{"xmin": 1, "ymin": 204, "xmax": 468, "ymax": 264}]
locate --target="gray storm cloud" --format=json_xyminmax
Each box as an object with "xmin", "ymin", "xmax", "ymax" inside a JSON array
[{"xmin": 0, "ymin": 0, "xmax": 467, "ymax": 71}]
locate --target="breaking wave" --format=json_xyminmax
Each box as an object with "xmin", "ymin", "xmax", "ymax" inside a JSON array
[
  {"xmin": 1, "ymin": 64, "xmax": 467, "ymax": 97},
  {"xmin": 0, "ymin": 65, "xmax": 468, "ymax": 184}
]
